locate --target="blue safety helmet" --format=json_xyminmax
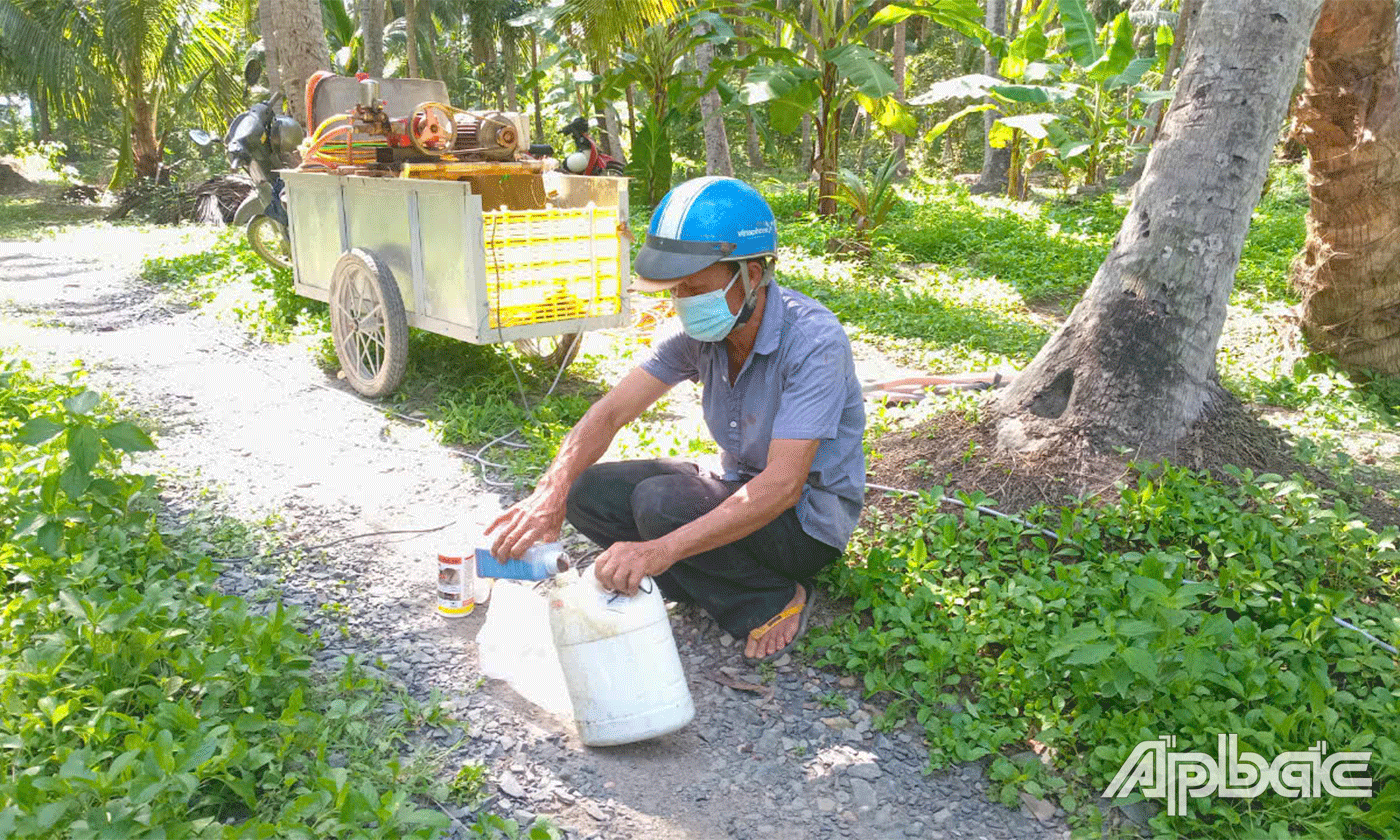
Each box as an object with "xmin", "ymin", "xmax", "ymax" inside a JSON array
[{"xmin": 632, "ymin": 177, "xmax": 778, "ymax": 291}]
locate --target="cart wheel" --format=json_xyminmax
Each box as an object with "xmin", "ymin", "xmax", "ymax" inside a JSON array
[
  {"xmin": 513, "ymin": 332, "xmax": 581, "ymax": 372},
  {"xmin": 329, "ymin": 249, "xmax": 409, "ymax": 398},
  {"xmin": 247, "ymin": 215, "xmax": 292, "ymax": 270}
]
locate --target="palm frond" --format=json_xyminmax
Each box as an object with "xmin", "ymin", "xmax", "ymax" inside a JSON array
[{"xmin": 554, "ymin": 0, "xmax": 685, "ymax": 57}]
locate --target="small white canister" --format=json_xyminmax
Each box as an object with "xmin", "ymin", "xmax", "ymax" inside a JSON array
[
  {"xmin": 548, "ymin": 570, "xmax": 694, "ymax": 746},
  {"xmin": 437, "ymin": 553, "xmax": 474, "ymax": 618}
]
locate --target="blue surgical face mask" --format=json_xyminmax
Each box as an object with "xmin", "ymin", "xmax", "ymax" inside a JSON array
[{"xmin": 673, "ymin": 265, "xmax": 744, "ymax": 342}]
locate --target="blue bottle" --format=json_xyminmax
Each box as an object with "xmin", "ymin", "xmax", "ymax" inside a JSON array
[{"xmin": 475, "ymin": 542, "xmax": 569, "ymax": 581}]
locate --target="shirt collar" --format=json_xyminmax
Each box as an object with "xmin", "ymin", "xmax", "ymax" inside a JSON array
[{"xmin": 751, "ymin": 279, "xmax": 783, "ymax": 357}]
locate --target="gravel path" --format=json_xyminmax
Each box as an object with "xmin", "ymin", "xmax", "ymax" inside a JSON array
[{"xmin": 0, "ymin": 228, "xmax": 1069, "ymax": 840}]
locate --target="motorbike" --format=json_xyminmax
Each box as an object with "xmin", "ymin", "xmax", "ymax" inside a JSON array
[
  {"xmin": 559, "ymin": 116, "xmax": 626, "ymax": 177},
  {"xmin": 191, "ymin": 99, "xmax": 304, "ymax": 270}
]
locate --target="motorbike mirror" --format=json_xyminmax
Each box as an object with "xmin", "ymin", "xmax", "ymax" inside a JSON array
[
  {"xmin": 244, "ymin": 56, "xmax": 264, "ymax": 87},
  {"xmin": 257, "ymin": 180, "xmax": 274, "ymax": 205},
  {"xmin": 188, "ymin": 129, "xmax": 214, "ymax": 148}
]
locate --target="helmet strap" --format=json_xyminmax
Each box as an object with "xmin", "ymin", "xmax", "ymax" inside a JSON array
[{"xmin": 732, "ymin": 262, "xmax": 763, "ymax": 328}]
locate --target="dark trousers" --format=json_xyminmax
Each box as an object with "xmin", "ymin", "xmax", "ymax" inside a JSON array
[{"xmin": 565, "ymin": 459, "xmax": 841, "ymax": 639}]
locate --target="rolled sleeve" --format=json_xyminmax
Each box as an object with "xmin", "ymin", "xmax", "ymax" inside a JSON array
[
  {"xmin": 640, "ymin": 324, "xmax": 700, "ymax": 386},
  {"xmin": 771, "ymin": 329, "xmax": 847, "ymax": 441}
]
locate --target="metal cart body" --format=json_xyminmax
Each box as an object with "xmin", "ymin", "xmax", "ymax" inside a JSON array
[{"xmin": 282, "ymin": 169, "xmax": 630, "ymax": 347}]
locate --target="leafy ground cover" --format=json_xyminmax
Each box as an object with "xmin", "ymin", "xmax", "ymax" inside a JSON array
[
  {"xmin": 816, "ymin": 463, "xmax": 1400, "ymax": 838},
  {"xmin": 0, "ymin": 358, "xmax": 563, "ymax": 839}
]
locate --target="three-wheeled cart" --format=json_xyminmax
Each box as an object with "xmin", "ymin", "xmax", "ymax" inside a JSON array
[{"xmin": 278, "ymin": 76, "xmax": 630, "ymax": 397}]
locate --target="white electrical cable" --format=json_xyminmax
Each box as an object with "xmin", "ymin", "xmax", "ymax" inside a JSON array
[
  {"xmin": 464, "ymin": 322, "xmax": 577, "ymax": 489},
  {"xmin": 864, "ymin": 481, "xmax": 1400, "ymax": 656},
  {"xmin": 866, "ymin": 481, "xmax": 1060, "ymax": 541}
]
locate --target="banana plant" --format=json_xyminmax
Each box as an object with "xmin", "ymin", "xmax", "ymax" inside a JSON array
[
  {"xmin": 718, "ymin": 0, "xmax": 986, "ymax": 217},
  {"xmin": 910, "ymin": 0, "xmax": 1168, "ymax": 196},
  {"xmin": 594, "ymin": 13, "xmax": 729, "ymax": 205}
]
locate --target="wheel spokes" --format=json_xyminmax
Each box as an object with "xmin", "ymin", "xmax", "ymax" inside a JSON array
[{"xmin": 336, "ymin": 265, "xmax": 390, "ymax": 382}]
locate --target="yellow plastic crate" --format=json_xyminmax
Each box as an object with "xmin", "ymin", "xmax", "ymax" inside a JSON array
[{"xmin": 483, "ymin": 206, "xmax": 623, "ymax": 329}]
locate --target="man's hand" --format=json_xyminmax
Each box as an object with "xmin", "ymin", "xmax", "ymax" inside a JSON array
[
  {"xmin": 592, "ymin": 541, "xmax": 675, "ymax": 596},
  {"xmin": 485, "ymin": 490, "xmax": 565, "ymax": 560}
]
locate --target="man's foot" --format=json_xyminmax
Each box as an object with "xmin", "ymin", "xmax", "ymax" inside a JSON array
[{"xmin": 744, "ymin": 582, "xmax": 807, "ymax": 661}]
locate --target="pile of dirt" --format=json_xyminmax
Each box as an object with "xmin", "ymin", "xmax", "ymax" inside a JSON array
[
  {"xmin": 0, "ymin": 162, "xmax": 32, "ymax": 194},
  {"xmin": 868, "ymin": 411, "xmax": 1128, "ymax": 513},
  {"xmin": 869, "ymin": 397, "xmax": 1400, "ymax": 528}
]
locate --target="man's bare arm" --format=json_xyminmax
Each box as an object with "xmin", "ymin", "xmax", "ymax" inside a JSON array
[{"xmin": 487, "ymin": 367, "xmax": 673, "ymax": 558}]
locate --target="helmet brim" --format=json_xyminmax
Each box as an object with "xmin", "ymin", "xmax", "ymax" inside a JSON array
[{"xmin": 630, "ymin": 234, "xmax": 737, "ymax": 291}]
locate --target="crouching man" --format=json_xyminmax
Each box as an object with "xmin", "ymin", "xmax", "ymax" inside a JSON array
[{"xmin": 486, "ymin": 176, "xmax": 865, "ymax": 663}]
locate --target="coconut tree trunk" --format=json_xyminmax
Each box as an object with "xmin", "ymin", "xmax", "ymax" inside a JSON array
[
  {"xmin": 405, "ymin": 0, "xmax": 419, "ymax": 77},
  {"xmin": 263, "ymin": 0, "xmax": 331, "ymax": 127},
  {"xmin": 426, "ymin": 10, "xmax": 445, "ymax": 81},
  {"xmin": 130, "ymin": 95, "xmax": 161, "ymax": 180},
  {"xmin": 1292, "ymin": 0, "xmax": 1400, "ymax": 374},
  {"xmin": 260, "ymin": 0, "xmax": 284, "ymax": 98},
  {"xmin": 504, "ymin": 37, "xmax": 518, "ymax": 109},
  {"xmin": 992, "ymin": 0, "xmax": 1325, "ymax": 454},
  {"xmin": 972, "ymin": 0, "xmax": 1011, "ymax": 194},
  {"xmin": 531, "ymin": 31, "xmax": 543, "ymax": 140},
  {"xmin": 34, "ymin": 87, "xmax": 52, "ymax": 143},
  {"xmin": 361, "ymin": 0, "xmax": 385, "ymax": 77},
  {"xmin": 625, "ymin": 84, "xmax": 637, "ymax": 149},
  {"xmin": 605, "ymin": 104, "xmax": 624, "ymax": 159},
  {"xmin": 696, "ymin": 32, "xmax": 734, "ymax": 176}
]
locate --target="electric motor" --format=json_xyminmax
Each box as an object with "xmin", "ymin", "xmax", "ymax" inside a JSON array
[{"xmin": 410, "ymin": 106, "xmax": 528, "ymax": 160}]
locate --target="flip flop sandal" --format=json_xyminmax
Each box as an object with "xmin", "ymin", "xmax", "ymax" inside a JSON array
[{"xmin": 744, "ymin": 583, "xmax": 818, "ymax": 664}]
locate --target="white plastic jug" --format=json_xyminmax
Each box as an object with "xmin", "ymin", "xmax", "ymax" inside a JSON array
[{"xmin": 548, "ymin": 570, "xmax": 695, "ymax": 746}]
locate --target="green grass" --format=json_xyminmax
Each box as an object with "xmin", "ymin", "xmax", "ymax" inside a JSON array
[
  {"xmin": 762, "ymin": 166, "xmax": 1400, "ymax": 473},
  {"xmin": 770, "ymin": 179, "xmax": 1120, "ymax": 308},
  {"xmin": 139, "ymin": 229, "xmax": 328, "ymax": 341},
  {"xmin": 389, "ymin": 331, "xmax": 603, "ymax": 481},
  {"xmin": 0, "ymin": 195, "xmax": 107, "ymax": 240},
  {"xmin": 133, "ymin": 229, "xmax": 633, "ymax": 486}
]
